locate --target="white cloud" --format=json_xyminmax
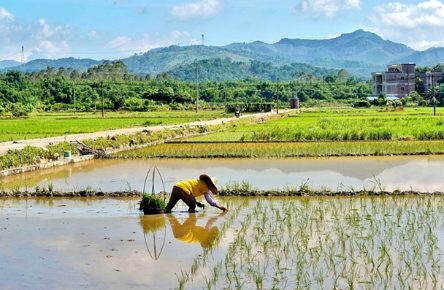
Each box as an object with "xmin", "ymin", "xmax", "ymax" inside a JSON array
[
  {"xmin": 0, "ymin": 7, "xmax": 14, "ymax": 21},
  {"xmin": 0, "ymin": 14, "xmax": 74, "ymax": 61},
  {"xmin": 34, "ymin": 40, "xmax": 67, "ymax": 54},
  {"xmin": 368, "ymin": 0, "xmax": 444, "ymax": 50},
  {"xmin": 171, "ymin": 0, "xmax": 222, "ymax": 21},
  {"xmin": 88, "ymin": 30, "xmax": 99, "ymax": 39},
  {"xmin": 327, "ymin": 33, "xmax": 340, "ymax": 39},
  {"xmin": 108, "ymin": 31, "xmax": 196, "ymax": 52},
  {"xmin": 296, "ymin": 0, "xmax": 361, "ymax": 19}
]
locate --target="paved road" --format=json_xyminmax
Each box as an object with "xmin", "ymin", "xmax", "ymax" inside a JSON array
[{"xmin": 0, "ymin": 110, "xmax": 291, "ymax": 156}]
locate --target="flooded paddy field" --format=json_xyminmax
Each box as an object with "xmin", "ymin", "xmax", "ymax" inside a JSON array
[
  {"xmin": 3, "ymin": 155, "xmax": 444, "ymax": 288},
  {"xmin": 2, "ymin": 156, "xmax": 444, "ymax": 193},
  {"xmin": 2, "ymin": 195, "xmax": 444, "ymax": 289}
]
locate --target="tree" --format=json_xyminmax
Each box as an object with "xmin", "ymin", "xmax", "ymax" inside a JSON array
[
  {"xmin": 57, "ymin": 67, "xmax": 69, "ymax": 78},
  {"xmin": 375, "ymin": 92, "xmax": 387, "ymax": 106},
  {"xmin": 108, "ymin": 91, "xmax": 125, "ymax": 110},
  {"xmin": 324, "ymin": 74, "xmax": 337, "ymax": 83},
  {"xmin": 70, "ymin": 69, "xmax": 82, "ymax": 82},
  {"xmin": 415, "ymin": 77, "xmax": 425, "ymax": 95},
  {"xmin": 5, "ymin": 70, "xmax": 26, "ymax": 88},
  {"xmin": 336, "ymin": 69, "xmax": 349, "ymax": 83}
]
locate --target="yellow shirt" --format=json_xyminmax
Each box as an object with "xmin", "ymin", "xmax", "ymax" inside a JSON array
[{"xmin": 174, "ymin": 179, "xmax": 210, "ymax": 197}]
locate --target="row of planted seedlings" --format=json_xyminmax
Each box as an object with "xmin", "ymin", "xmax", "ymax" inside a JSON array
[
  {"xmin": 257, "ymin": 115, "xmax": 444, "ymax": 141},
  {"xmin": 176, "ymin": 193, "xmax": 444, "ymax": 289},
  {"xmin": 174, "ymin": 198, "xmax": 249, "ymax": 290},
  {"xmin": 116, "ymin": 140, "xmax": 444, "ymax": 158}
]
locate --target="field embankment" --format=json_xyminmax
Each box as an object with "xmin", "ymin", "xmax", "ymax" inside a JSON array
[{"xmin": 0, "ymin": 110, "xmax": 284, "ymax": 176}]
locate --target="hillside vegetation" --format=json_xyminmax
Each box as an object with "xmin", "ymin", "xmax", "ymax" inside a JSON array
[{"xmin": 3, "ymin": 30, "xmax": 444, "ymax": 78}]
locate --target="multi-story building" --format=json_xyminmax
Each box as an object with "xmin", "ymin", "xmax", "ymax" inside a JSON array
[
  {"xmin": 371, "ymin": 64, "xmax": 416, "ymax": 98},
  {"xmin": 416, "ymin": 65, "xmax": 443, "ymax": 91},
  {"xmin": 371, "ymin": 63, "xmax": 443, "ymax": 98}
]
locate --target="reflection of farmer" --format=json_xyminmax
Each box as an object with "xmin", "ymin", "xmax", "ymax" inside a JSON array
[
  {"xmin": 168, "ymin": 212, "xmax": 227, "ymax": 248},
  {"xmin": 164, "ymin": 174, "xmax": 227, "ymax": 213}
]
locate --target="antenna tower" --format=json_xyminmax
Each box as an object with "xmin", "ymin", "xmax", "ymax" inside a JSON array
[
  {"xmin": 21, "ymin": 46, "xmax": 25, "ymax": 63},
  {"xmin": 202, "ymin": 34, "xmax": 204, "ymax": 46}
]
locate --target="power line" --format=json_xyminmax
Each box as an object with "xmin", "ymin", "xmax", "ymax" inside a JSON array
[{"xmin": 0, "ymin": 51, "xmax": 21, "ymax": 61}]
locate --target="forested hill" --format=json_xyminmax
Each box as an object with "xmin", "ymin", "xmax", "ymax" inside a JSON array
[
  {"xmin": 2, "ymin": 29, "xmax": 444, "ymax": 79},
  {"xmin": 12, "ymin": 57, "xmax": 102, "ymax": 73},
  {"xmin": 166, "ymin": 58, "xmax": 339, "ymax": 82},
  {"xmin": 122, "ymin": 45, "xmax": 252, "ymax": 76}
]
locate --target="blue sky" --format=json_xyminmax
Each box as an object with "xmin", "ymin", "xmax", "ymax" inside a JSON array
[{"xmin": 1, "ymin": 0, "xmax": 444, "ymax": 62}]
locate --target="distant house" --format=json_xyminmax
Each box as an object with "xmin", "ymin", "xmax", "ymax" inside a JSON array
[
  {"xmin": 370, "ymin": 63, "xmax": 443, "ymax": 99},
  {"xmin": 371, "ymin": 64, "xmax": 415, "ymax": 99},
  {"xmin": 416, "ymin": 65, "xmax": 443, "ymax": 91}
]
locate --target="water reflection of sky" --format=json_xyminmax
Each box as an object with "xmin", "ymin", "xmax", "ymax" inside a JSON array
[
  {"xmin": 0, "ymin": 198, "xmax": 231, "ymax": 289},
  {"xmin": 3, "ymin": 156, "xmax": 444, "ymax": 192}
]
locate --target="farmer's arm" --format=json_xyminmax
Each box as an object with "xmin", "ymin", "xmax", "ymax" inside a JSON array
[{"xmin": 204, "ymin": 193, "xmax": 227, "ymax": 211}]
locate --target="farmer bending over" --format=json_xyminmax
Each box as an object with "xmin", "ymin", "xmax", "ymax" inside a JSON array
[{"xmin": 164, "ymin": 174, "xmax": 227, "ymax": 213}]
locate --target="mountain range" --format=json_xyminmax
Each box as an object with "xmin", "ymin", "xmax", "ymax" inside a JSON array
[{"xmin": 2, "ymin": 29, "xmax": 444, "ymax": 80}]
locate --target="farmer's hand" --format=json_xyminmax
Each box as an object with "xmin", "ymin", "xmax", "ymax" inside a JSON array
[{"xmin": 218, "ymin": 205, "xmax": 227, "ymax": 211}]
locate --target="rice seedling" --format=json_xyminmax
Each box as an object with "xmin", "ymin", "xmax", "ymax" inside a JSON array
[
  {"xmin": 299, "ymin": 178, "xmax": 311, "ymax": 192},
  {"xmin": 113, "ymin": 139, "xmax": 444, "ymax": 159},
  {"xmin": 240, "ymin": 180, "xmax": 255, "ymax": 191},
  {"xmin": 175, "ymin": 269, "xmax": 189, "ymax": 290},
  {"xmin": 177, "ymin": 194, "xmax": 444, "ymax": 289}
]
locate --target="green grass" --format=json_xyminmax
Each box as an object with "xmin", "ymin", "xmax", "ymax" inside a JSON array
[
  {"xmin": 109, "ymin": 107, "xmax": 444, "ymax": 158},
  {"xmin": 181, "ymin": 107, "xmax": 444, "ymax": 142},
  {"xmin": 0, "ymin": 110, "xmax": 230, "ymax": 142},
  {"xmin": 115, "ymin": 140, "xmax": 444, "ymax": 158}
]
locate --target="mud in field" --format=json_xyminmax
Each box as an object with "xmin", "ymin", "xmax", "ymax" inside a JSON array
[{"xmin": 0, "ymin": 197, "xmax": 232, "ymax": 289}]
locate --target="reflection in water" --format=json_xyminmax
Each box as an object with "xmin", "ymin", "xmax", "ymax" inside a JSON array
[
  {"xmin": 168, "ymin": 212, "xmax": 227, "ymax": 248},
  {"xmin": 3, "ymin": 156, "xmax": 444, "ymax": 192},
  {"xmin": 139, "ymin": 214, "xmax": 167, "ymax": 260}
]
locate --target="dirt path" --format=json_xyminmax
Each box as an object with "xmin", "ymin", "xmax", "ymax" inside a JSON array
[{"xmin": 0, "ymin": 110, "xmax": 291, "ymax": 156}]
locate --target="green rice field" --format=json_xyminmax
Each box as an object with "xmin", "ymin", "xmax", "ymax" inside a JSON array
[
  {"xmin": 116, "ymin": 140, "xmax": 444, "ymax": 158},
  {"xmin": 175, "ymin": 195, "xmax": 444, "ymax": 289},
  {"xmin": 186, "ymin": 107, "xmax": 444, "ymax": 142},
  {"xmin": 0, "ymin": 110, "xmax": 229, "ymax": 142}
]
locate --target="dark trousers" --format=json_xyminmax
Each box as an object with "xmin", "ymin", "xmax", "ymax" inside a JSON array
[{"xmin": 165, "ymin": 186, "xmax": 196, "ymax": 212}]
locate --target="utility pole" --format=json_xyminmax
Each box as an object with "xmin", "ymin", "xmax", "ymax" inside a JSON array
[
  {"xmin": 21, "ymin": 46, "xmax": 25, "ymax": 63},
  {"xmin": 432, "ymin": 74, "xmax": 436, "ymax": 116},
  {"xmin": 276, "ymin": 77, "xmax": 280, "ymax": 114},
  {"xmin": 101, "ymin": 80, "xmax": 105, "ymax": 118},
  {"xmin": 21, "ymin": 46, "xmax": 25, "ymax": 71},
  {"xmin": 195, "ymin": 61, "xmax": 199, "ymax": 113},
  {"xmin": 73, "ymin": 85, "xmax": 76, "ymax": 115},
  {"xmin": 224, "ymin": 85, "xmax": 227, "ymax": 113}
]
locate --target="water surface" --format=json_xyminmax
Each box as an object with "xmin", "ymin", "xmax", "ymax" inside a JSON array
[{"xmin": 2, "ymin": 156, "xmax": 444, "ymax": 193}]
